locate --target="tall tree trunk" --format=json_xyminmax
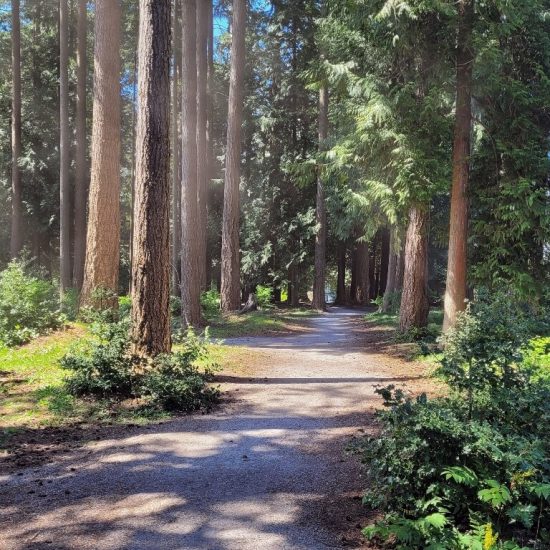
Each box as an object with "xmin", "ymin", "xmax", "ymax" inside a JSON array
[
  {"xmin": 131, "ymin": 0, "xmax": 172, "ymax": 357},
  {"xmin": 181, "ymin": 0, "xmax": 202, "ymax": 325},
  {"xmin": 381, "ymin": 229, "xmax": 398, "ymax": 313},
  {"xmin": 395, "ymin": 235, "xmax": 405, "ymax": 291},
  {"xmin": 399, "ymin": 205, "xmax": 430, "ymax": 331},
  {"xmin": 220, "ymin": 0, "xmax": 246, "ymax": 312},
  {"xmin": 205, "ymin": 0, "xmax": 214, "ymax": 289},
  {"xmin": 196, "ymin": 0, "xmax": 208, "ymax": 290},
  {"xmin": 443, "ymin": 0, "xmax": 474, "ymax": 332},
  {"xmin": 312, "ymin": 85, "xmax": 328, "ymax": 311},
  {"xmin": 73, "ymin": 0, "xmax": 88, "ymax": 290},
  {"xmin": 10, "ymin": 0, "xmax": 22, "ymax": 259},
  {"xmin": 379, "ymin": 227, "xmax": 390, "ymax": 298},
  {"xmin": 335, "ymin": 241, "xmax": 346, "ymax": 305},
  {"xmin": 289, "ymin": 264, "xmax": 299, "ymax": 307},
  {"xmin": 354, "ymin": 241, "xmax": 369, "ymax": 305},
  {"xmin": 80, "ymin": 0, "xmax": 121, "ymax": 307},
  {"xmin": 59, "ymin": 0, "xmax": 71, "ymax": 293},
  {"xmin": 172, "ymin": 0, "xmax": 182, "ymax": 296}
]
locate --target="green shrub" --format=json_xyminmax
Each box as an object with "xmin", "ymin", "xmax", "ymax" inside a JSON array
[
  {"xmin": 0, "ymin": 260, "xmax": 63, "ymax": 346},
  {"xmin": 141, "ymin": 331, "xmax": 219, "ymax": 411},
  {"xmin": 359, "ymin": 291, "xmax": 550, "ymax": 549},
  {"xmin": 256, "ymin": 285, "xmax": 273, "ymax": 308},
  {"xmin": 62, "ymin": 320, "xmax": 218, "ymax": 412},
  {"xmin": 201, "ymin": 288, "xmax": 220, "ymax": 318}
]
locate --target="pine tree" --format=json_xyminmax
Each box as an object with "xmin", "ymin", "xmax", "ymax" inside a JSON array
[
  {"xmin": 73, "ymin": 0, "xmax": 88, "ymax": 290},
  {"xmin": 180, "ymin": 0, "xmax": 202, "ymax": 326},
  {"xmin": 59, "ymin": 0, "xmax": 71, "ymax": 293},
  {"xmin": 220, "ymin": 0, "xmax": 246, "ymax": 312},
  {"xmin": 131, "ymin": 0, "xmax": 172, "ymax": 356},
  {"xmin": 81, "ymin": 0, "xmax": 122, "ymax": 307},
  {"xmin": 10, "ymin": 0, "xmax": 22, "ymax": 259},
  {"xmin": 443, "ymin": 0, "xmax": 474, "ymax": 332}
]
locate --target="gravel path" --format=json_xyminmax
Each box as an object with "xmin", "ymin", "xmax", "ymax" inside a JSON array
[{"xmin": 0, "ymin": 307, "xmax": 424, "ymax": 550}]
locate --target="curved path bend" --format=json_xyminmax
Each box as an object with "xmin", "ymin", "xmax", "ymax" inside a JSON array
[{"xmin": 1, "ymin": 307, "xmax": 422, "ymax": 550}]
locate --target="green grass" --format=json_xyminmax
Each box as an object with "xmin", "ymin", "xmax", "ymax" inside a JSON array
[{"xmin": 206, "ymin": 307, "xmax": 316, "ymax": 339}]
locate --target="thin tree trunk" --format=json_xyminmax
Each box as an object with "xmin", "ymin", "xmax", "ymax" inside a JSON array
[
  {"xmin": 443, "ymin": 0, "xmax": 474, "ymax": 332},
  {"xmin": 80, "ymin": 0, "xmax": 121, "ymax": 308},
  {"xmin": 399, "ymin": 205, "xmax": 430, "ymax": 331},
  {"xmin": 381, "ymin": 229, "xmax": 398, "ymax": 313},
  {"xmin": 60, "ymin": 0, "xmax": 71, "ymax": 293},
  {"xmin": 131, "ymin": 0, "xmax": 172, "ymax": 357},
  {"xmin": 335, "ymin": 241, "xmax": 346, "ymax": 305},
  {"xmin": 73, "ymin": 0, "xmax": 88, "ymax": 290},
  {"xmin": 205, "ymin": 0, "xmax": 214, "ymax": 288},
  {"xmin": 312, "ymin": 85, "xmax": 328, "ymax": 311},
  {"xmin": 395, "ymin": 235, "xmax": 405, "ymax": 291},
  {"xmin": 354, "ymin": 241, "xmax": 369, "ymax": 305},
  {"xmin": 220, "ymin": 0, "xmax": 246, "ymax": 312},
  {"xmin": 379, "ymin": 227, "xmax": 390, "ymax": 298},
  {"xmin": 129, "ymin": 49, "xmax": 137, "ymax": 296},
  {"xmin": 196, "ymin": 0, "xmax": 208, "ymax": 290},
  {"xmin": 181, "ymin": 0, "xmax": 202, "ymax": 326},
  {"xmin": 289, "ymin": 265, "xmax": 299, "ymax": 307},
  {"xmin": 172, "ymin": 0, "xmax": 182, "ymax": 296},
  {"xmin": 10, "ymin": 0, "xmax": 22, "ymax": 259}
]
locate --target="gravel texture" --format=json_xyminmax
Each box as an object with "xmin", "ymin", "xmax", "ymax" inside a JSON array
[{"xmin": 0, "ymin": 307, "xmax": 428, "ymax": 550}]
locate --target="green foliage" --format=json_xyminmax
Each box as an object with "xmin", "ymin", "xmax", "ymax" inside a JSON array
[
  {"xmin": 255, "ymin": 285, "xmax": 274, "ymax": 309},
  {"xmin": 201, "ymin": 289, "xmax": 220, "ymax": 319},
  {"xmin": 358, "ymin": 293, "xmax": 550, "ymax": 548},
  {"xmin": 0, "ymin": 260, "xmax": 63, "ymax": 346},
  {"xmin": 62, "ymin": 321, "xmax": 218, "ymax": 412}
]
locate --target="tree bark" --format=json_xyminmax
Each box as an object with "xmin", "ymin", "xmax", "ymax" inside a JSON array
[
  {"xmin": 10, "ymin": 0, "xmax": 22, "ymax": 259},
  {"xmin": 220, "ymin": 0, "xmax": 246, "ymax": 312},
  {"xmin": 172, "ymin": 0, "xmax": 182, "ymax": 296},
  {"xmin": 312, "ymin": 85, "xmax": 328, "ymax": 311},
  {"xmin": 181, "ymin": 0, "xmax": 202, "ymax": 326},
  {"xmin": 131, "ymin": 0, "xmax": 172, "ymax": 357},
  {"xmin": 81, "ymin": 0, "xmax": 122, "ymax": 307},
  {"xmin": 205, "ymin": 0, "xmax": 214, "ymax": 289},
  {"xmin": 73, "ymin": 0, "xmax": 88, "ymax": 290},
  {"xmin": 196, "ymin": 0, "xmax": 208, "ymax": 290},
  {"xmin": 443, "ymin": 0, "xmax": 474, "ymax": 332},
  {"xmin": 59, "ymin": 0, "xmax": 72, "ymax": 293},
  {"xmin": 399, "ymin": 205, "xmax": 430, "ymax": 331},
  {"xmin": 381, "ymin": 229, "xmax": 398, "ymax": 313},
  {"xmin": 354, "ymin": 241, "xmax": 369, "ymax": 305},
  {"xmin": 395, "ymin": 235, "xmax": 405, "ymax": 291},
  {"xmin": 379, "ymin": 227, "xmax": 390, "ymax": 298},
  {"xmin": 335, "ymin": 241, "xmax": 346, "ymax": 305}
]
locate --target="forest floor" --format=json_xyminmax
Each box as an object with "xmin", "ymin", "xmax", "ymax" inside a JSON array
[{"xmin": 0, "ymin": 307, "xmax": 438, "ymax": 550}]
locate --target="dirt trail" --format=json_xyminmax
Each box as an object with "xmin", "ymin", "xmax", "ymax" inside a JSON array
[{"xmin": 0, "ymin": 307, "xmax": 428, "ymax": 550}]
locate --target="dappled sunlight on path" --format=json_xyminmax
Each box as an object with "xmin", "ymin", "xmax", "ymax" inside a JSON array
[{"xmin": 1, "ymin": 307, "xmax": 429, "ymax": 549}]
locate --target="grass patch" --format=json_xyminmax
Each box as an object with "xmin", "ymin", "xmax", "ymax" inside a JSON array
[
  {"xmin": 206, "ymin": 307, "xmax": 316, "ymax": 339},
  {"xmin": 364, "ymin": 311, "xmax": 399, "ymax": 327}
]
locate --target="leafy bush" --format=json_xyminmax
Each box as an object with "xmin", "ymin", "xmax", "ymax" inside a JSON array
[
  {"xmin": 0, "ymin": 260, "xmax": 63, "ymax": 346},
  {"xmin": 62, "ymin": 320, "xmax": 219, "ymax": 412},
  {"xmin": 256, "ymin": 285, "xmax": 273, "ymax": 308},
  {"xmin": 201, "ymin": 288, "xmax": 220, "ymax": 318},
  {"xmin": 359, "ymin": 291, "xmax": 550, "ymax": 549}
]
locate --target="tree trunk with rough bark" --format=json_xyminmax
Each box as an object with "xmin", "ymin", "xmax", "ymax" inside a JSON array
[
  {"xmin": 59, "ymin": 0, "xmax": 71, "ymax": 293},
  {"xmin": 443, "ymin": 0, "xmax": 474, "ymax": 332},
  {"xmin": 10, "ymin": 0, "xmax": 22, "ymax": 259},
  {"xmin": 335, "ymin": 242, "xmax": 346, "ymax": 305},
  {"xmin": 181, "ymin": 0, "xmax": 202, "ymax": 326},
  {"xmin": 172, "ymin": 0, "xmax": 182, "ymax": 296},
  {"xmin": 312, "ymin": 85, "xmax": 328, "ymax": 311},
  {"xmin": 399, "ymin": 205, "xmax": 430, "ymax": 331},
  {"xmin": 354, "ymin": 241, "xmax": 369, "ymax": 305},
  {"xmin": 379, "ymin": 228, "xmax": 390, "ymax": 298},
  {"xmin": 395, "ymin": 236, "xmax": 405, "ymax": 291},
  {"xmin": 73, "ymin": 0, "xmax": 88, "ymax": 290},
  {"xmin": 131, "ymin": 0, "xmax": 172, "ymax": 357},
  {"xmin": 220, "ymin": 0, "xmax": 246, "ymax": 312},
  {"xmin": 196, "ymin": 0, "xmax": 208, "ymax": 290},
  {"xmin": 81, "ymin": 0, "xmax": 121, "ymax": 308}
]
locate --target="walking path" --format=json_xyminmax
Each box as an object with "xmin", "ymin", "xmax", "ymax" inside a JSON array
[{"xmin": 1, "ymin": 308, "xmax": 426, "ymax": 549}]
